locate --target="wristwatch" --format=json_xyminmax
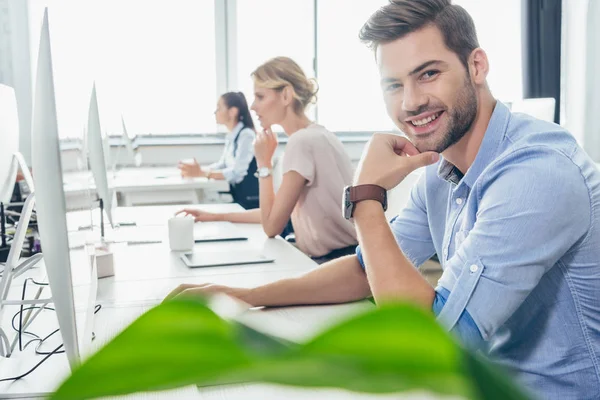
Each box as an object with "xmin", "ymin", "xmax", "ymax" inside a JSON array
[
  {"xmin": 254, "ymin": 167, "xmax": 272, "ymax": 179},
  {"xmin": 343, "ymin": 184, "xmax": 387, "ymax": 219}
]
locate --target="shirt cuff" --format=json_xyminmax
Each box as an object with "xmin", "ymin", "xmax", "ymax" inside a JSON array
[
  {"xmin": 208, "ymin": 162, "xmax": 224, "ymax": 171},
  {"xmin": 434, "ymin": 287, "xmax": 484, "ymax": 350}
]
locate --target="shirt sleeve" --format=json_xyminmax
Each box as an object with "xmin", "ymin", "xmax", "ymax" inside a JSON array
[
  {"xmin": 354, "ymin": 173, "xmax": 482, "ymax": 348},
  {"xmin": 221, "ymin": 128, "xmax": 255, "ymax": 184},
  {"xmin": 208, "ymin": 142, "xmax": 227, "ymax": 171},
  {"xmin": 355, "ymin": 172, "xmax": 436, "ymax": 269},
  {"xmin": 436, "ymin": 146, "xmax": 591, "ymax": 340},
  {"xmin": 433, "ymin": 287, "xmax": 483, "ymax": 350},
  {"xmin": 281, "ymin": 134, "xmax": 315, "ymax": 186}
]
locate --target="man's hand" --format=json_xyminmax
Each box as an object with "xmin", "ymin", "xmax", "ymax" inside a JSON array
[
  {"xmin": 178, "ymin": 158, "xmax": 205, "ymax": 178},
  {"xmin": 253, "ymin": 128, "xmax": 278, "ymax": 168},
  {"xmin": 354, "ymin": 133, "xmax": 439, "ymax": 190},
  {"xmin": 164, "ymin": 283, "xmax": 252, "ymax": 304}
]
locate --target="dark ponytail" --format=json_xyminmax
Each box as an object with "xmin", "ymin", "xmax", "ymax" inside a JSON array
[{"xmin": 220, "ymin": 92, "xmax": 255, "ymax": 131}]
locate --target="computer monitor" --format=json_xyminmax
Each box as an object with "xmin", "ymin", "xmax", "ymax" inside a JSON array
[
  {"xmin": 0, "ymin": 84, "xmax": 20, "ymax": 204},
  {"xmin": 31, "ymin": 8, "xmax": 95, "ymax": 369},
  {"xmin": 121, "ymin": 115, "xmax": 142, "ymax": 167},
  {"xmin": 87, "ymin": 83, "xmax": 114, "ymax": 227},
  {"xmin": 510, "ymin": 98, "xmax": 556, "ymax": 122}
]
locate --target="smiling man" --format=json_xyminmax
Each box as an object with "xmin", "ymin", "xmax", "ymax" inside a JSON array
[{"xmin": 166, "ymin": 1, "xmax": 600, "ymax": 398}]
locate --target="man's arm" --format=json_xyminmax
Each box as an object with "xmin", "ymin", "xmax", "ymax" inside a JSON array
[
  {"xmin": 166, "ymin": 255, "xmax": 371, "ymax": 306},
  {"xmin": 351, "ymin": 133, "xmax": 439, "ymax": 307},
  {"xmin": 353, "ymin": 201, "xmax": 435, "ymax": 308},
  {"xmin": 246, "ymin": 255, "xmax": 371, "ymax": 306}
]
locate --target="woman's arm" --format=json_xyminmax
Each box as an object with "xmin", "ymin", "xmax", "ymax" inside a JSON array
[
  {"xmin": 253, "ymin": 129, "xmax": 306, "ymax": 238},
  {"xmin": 258, "ymin": 170, "xmax": 305, "ymax": 237},
  {"xmin": 176, "ymin": 208, "xmax": 262, "ymax": 223},
  {"xmin": 206, "ymin": 170, "xmax": 226, "ymax": 180},
  {"xmin": 219, "ymin": 208, "xmax": 261, "ymax": 223}
]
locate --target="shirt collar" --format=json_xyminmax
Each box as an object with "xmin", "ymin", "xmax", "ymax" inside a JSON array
[{"xmin": 437, "ymin": 101, "xmax": 510, "ymax": 188}]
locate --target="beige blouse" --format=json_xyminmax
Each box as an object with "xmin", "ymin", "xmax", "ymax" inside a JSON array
[{"xmin": 282, "ymin": 124, "xmax": 357, "ymax": 257}]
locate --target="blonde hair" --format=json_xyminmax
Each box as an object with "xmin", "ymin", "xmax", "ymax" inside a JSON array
[{"xmin": 251, "ymin": 57, "xmax": 319, "ymax": 114}]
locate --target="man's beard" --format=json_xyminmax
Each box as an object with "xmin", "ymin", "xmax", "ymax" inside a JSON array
[{"xmin": 412, "ymin": 77, "xmax": 479, "ymax": 154}]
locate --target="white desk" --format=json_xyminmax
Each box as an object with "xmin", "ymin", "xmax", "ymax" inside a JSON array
[
  {"xmin": 1, "ymin": 204, "xmax": 442, "ymax": 399},
  {"xmin": 62, "ymin": 168, "xmax": 230, "ymax": 210},
  {"xmin": 113, "ymin": 168, "xmax": 229, "ymax": 207}
]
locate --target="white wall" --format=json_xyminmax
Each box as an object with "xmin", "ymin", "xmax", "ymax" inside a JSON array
[
  {"xmin": 561, "ymin": 0, "xmax": 600, "ymax": 160},
  {"xmin": 583, "ymin": 0, "xmax": 600, "ymax": 161},
  {"xmin": 61, "ymin": 137, "xmax": 370, "ymax": 172},
  {"xmin": 561, "ymin": 0, "xmax": 589, "ymax": 146}
]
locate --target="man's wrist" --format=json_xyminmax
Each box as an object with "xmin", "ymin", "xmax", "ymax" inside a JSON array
[
  {"xmin": 240, "ymin": 287, "xmax": 260, "ymax": 306},
  {"xmin": 353, "ymin": 200, "xmax": 386, "ymax": 221},
  {"xmin": 354, "ymin": 176, "xmax": 383, "ymax": 188}
]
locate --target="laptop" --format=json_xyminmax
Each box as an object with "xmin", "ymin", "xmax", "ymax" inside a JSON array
[{"xmin": 180, "ymin": 250, "xmax": 274, "ymax": 268}]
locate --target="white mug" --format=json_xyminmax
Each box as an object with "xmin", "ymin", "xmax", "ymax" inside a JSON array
[{"xmin": 168, "ymin": 217, "xmax": 194, "ymax": 251}]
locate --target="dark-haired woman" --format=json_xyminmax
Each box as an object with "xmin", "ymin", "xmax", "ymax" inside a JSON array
[{"xmin": 178, "ymin": 92, "xmax": 259, "ymax": 209}]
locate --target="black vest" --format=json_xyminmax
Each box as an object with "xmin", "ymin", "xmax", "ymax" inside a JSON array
[{"xmin": 230, "ymin": 129, "xmax": 259, "ymax": 209}]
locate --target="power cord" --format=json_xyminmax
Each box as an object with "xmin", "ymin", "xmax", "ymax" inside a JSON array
[
  {"xmin": 0, "ymin": 280, "xmax": 102, "ymax": 383},
  {"xmin": 11, "ymin": 305, "xmax": 62, "ymax": 354},
  {"xmin": 0, "ymin": 343, "xmax": 64, "ymax": 383}
]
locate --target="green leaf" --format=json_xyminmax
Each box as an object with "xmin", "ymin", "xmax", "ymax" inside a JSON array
[
  {"xmin": 276, "ymin": 303, "xmax": 473, "ymax": 396},
  {"xmin": 52, "ymin": 299, "xmax": 529, "ymax": 400},
  {"xmin": 52, "ymin": 298, "xmax": 254, "ymax": 399}
]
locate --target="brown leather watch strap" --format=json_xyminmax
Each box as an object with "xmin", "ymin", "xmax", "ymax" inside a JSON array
[{"xmin": 349, "ymin": 184, "xmax": 386, "ymax": 208}]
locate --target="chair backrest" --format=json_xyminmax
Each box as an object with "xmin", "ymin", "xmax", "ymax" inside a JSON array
[{"xmin": 510, "ymin": 98, "xmax": 556, "ymax": 122}]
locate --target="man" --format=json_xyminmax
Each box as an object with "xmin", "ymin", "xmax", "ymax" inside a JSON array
[{"xmin": 167, "ymin": 0, "xmax": 600, "ymax": 398}]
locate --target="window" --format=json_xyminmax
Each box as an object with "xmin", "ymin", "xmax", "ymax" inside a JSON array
[
  {"xmin": 26, "ymin": 0, "xmax": 523, "ymax": 139},
  {"xmin": 316, "ymin": 0, "xmax": 391, "ymax": 132},
  {"xmin": 235, "ymin": 0, "xmax": 315, "ymax": 130},
  {"xmin": 29, "ymin": 0, "xmax": 217, "ymax": 138},
  {"xmin": 454, "ymin": 0, "xmax": 523, "ymax": 102}
]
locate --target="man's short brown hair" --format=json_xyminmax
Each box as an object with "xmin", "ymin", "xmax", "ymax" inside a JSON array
[{"xmin": 359, "ymin": 0, "xmax": 480, "ymax": 69}]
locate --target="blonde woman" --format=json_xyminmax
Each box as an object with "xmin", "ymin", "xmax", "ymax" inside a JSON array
[{"xmin": 178, "ymin": 57, "xmax": 357, "ymax": 263}]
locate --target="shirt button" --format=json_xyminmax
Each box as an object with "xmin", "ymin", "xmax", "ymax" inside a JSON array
[
  {"xmin": 455, "ymin": 198, "xmax": 464, "ymax": 205},
  {"xmin": 469, "ymin": 264, "xmax": 478, "ymax": 273}
]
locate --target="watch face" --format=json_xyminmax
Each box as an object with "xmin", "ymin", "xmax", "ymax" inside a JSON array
[
  {"xmin": 257, "ymin": 167, "xmax": 270, "ymax": 178},
  {"xmin": 342, "ymin": 186, "xmax": 354, "ymax": 220}
]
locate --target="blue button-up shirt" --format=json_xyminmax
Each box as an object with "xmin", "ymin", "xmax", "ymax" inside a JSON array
[
  {"xmin": 357, "ymin": 101, "xmax": 600, "ymax": 399},
  {"xmin": 209, "ymin": 122, "xmax": 255, "ymax": 184}
]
